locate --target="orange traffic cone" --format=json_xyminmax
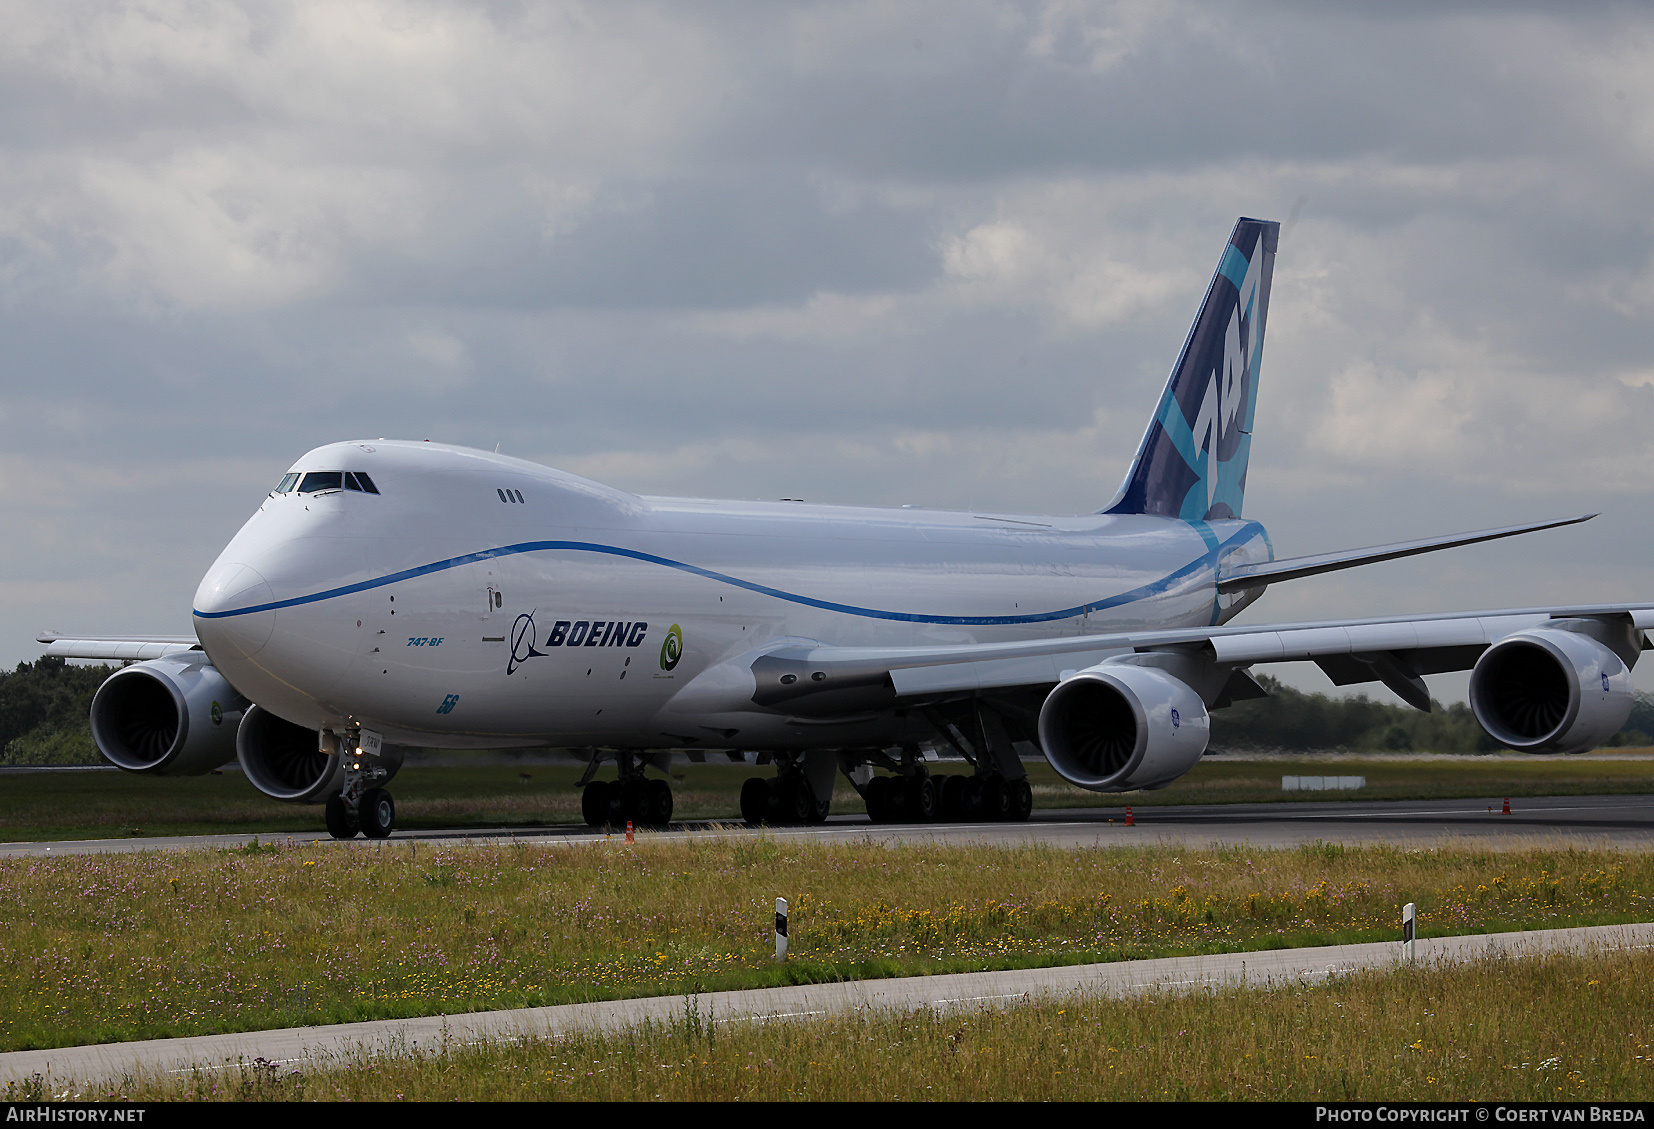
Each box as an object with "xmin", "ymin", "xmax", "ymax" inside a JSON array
[
  {"xmin": 1125, "ymin": 806, "xmax": 1135, "ymax": 826},
  {"xmin": 626, "ymin": 820, "xmax": 635, "ymax": 843},
  {"xmin": 1502, "ymin": 797, "xmax": 1511, "ymax": 815}
]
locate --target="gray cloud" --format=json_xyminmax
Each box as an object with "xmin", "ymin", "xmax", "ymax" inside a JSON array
[{"xmin": 3, "ymin": 0, "xmax": 1653, "ymax": 705}]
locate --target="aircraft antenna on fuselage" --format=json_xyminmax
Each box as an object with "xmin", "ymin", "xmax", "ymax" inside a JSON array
[{"xmin": 1103, "ymin": 217, "xmax": 1279, "ymax": 522}]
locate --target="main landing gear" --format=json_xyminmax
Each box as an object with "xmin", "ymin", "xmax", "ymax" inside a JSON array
[
  {"xmin": 739, "ymin": 750, "xmax": 836, "ymax": 826},
  {"xmin": 862, "ymin": 770, "xmax": 1032, "ymax": 823},
  {"xmin": 582, "ymin": 777, "xmax": 674, "ymax": 828},
  {"xmin": 580, "ymin": 750, "xmax": 674, "ymax": 829},
  {"xmin": 849, "ymin": 699, "xmax": 1039, "ymax": 825},
  {"xmin": 739, "ymin": 773, "xmax": 830, "ymax": 825}
]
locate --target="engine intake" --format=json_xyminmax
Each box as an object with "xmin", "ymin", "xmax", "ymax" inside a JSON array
[
  {"xmin": 1037, "ymin": 662, "xmax": 1210, "ymax": 791},
  {"xmin": 235, "ymin": 706, "xmax": 344, "ymax": 802},
  {"xmin": 1469, "ymin": 626, "xmax": 1633, "ymax": 753},
  {"xmin": 89, "ymin": 657, "xmax": 246, "ymax": 774}
]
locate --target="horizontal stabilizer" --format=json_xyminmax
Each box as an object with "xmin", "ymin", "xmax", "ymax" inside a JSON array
[{"xmin": 1215, "ymin": 514, "xmax": 1595, "ymax": 595}]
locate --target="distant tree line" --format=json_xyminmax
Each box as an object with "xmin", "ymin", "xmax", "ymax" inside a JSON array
[
  {"xmin": 0, "ymin": 657, "xmax": 114, "ymax": 766},
  {"xmin": 2, "ymin": 657, "xmax": 1652, "ymax": 766}
]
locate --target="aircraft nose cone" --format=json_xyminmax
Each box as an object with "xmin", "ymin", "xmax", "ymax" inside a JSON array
[{"xmin": 193, "ymin": 560, "xmax": 276, "ymax": 660}]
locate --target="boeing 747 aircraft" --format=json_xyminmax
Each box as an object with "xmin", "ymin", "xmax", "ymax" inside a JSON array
[{"xmin": 42, "ymin": 218, "xmax": 1650, "ymax": 838}]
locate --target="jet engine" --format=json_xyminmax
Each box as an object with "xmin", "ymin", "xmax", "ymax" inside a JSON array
[
  {"xmin": 235, "ymin": 706, "xmax": 404, "ymax": 802},
  {"xmin": 89, "ymin": 656, "xmax": 246, "ymax": 775},
  {"xmin": 1037, "ymin": 662, "xmax": 1210, "ymax": 791},
  {"xmin": 1469, "ymin": 626, "xmax": 1634, "ymax": 753}
]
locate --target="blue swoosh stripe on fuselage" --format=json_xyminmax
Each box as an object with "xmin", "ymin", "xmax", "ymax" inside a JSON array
[{"xmin": 193, "ymin": 525, "xmax": 1263, "ymax": 627}]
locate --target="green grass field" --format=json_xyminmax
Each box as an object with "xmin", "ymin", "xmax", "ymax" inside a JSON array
[
  {"xmin": 2, "ymin": 751, "xmax": 1652, "ymax": 842},
  {"xmin": 4, "ymin": 837, "xmax": 1653, "ymax": 1055},
  {"xmin": 45, "ymin": 947, "xmax": 1654, "ymax": 1102}
]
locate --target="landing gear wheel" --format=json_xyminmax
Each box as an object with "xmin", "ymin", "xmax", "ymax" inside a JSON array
[
  {"xmin": 582, "ymin": 780, "xmax": 612, "ymax": 827},
  {"xmin": 939, "ymin": 774, "xmax": 966, "ymax": 820},
  {"xmin": 359, "ymin": 788, "xmax": 395, "ymax": 839},
  {"xmin": 616, "ymin": 779, "xmax": 648, "ymax": 827},
  {"xmin": 324, "ymin": 794, "xmax": 359, "ymax": 840},
  {"xmin": 1008, "ymin": 778, "xmax": 1033, "ymax": 822},
  {"xmin": 981, "ymin": 777, "xmax": 1007, "ymax": 821},
  {"xmin": 864, "ymin": 776, "xmax": 891, "ymax": 823},
  {"xmin": 907, "ymin": 775, "xmax": 938, "ymax": 822},
  {"xmin": 884, "ymin": 777, "xmax": 911, "ymax": 822},
  {"xmin": 740, "ymin": 777, "xmax": 769, "ymax": 825},
  {"xmin": 646, "ymin": 778, "xmax": 674, "ymax": 827},
  {"xmin": 781, "ymin": 777, "xmax": 814, "ymax": 824}
]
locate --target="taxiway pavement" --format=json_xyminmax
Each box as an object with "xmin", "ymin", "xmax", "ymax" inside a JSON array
[{"xmin": 3, "ymin": 792, "xmax": 1650, "ymax": 857}]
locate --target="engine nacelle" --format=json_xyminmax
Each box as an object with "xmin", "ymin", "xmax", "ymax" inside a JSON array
[
  {"xmin": 1469, "ymin": 626, "xmax": 1634, "ymax": 754},
  {"xmin": 236, "ymin": 706, "xmax": 342, "ymax": 802},
  {"xmin": 235, "ymin": 706, "xmax": 405, "ymax": 802},
  {"xmin": 1037, "ymin": 662, "xmax": 1210, "ymax": 791},
  {"xmin": 89, "ymin": 656, "xmax": 247, "ymax": 775}
]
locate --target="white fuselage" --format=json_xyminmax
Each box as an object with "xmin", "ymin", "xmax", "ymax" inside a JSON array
[{"xmin": 191, "ymin": 441, "xmax": 1271, "ymax": 750}]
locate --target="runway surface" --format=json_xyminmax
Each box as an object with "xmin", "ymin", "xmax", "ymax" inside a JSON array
[
  {"xmin": 3, "ymin": 792, "xmax": 1651, "ymax": 856},
  {"xmin": 4, "ymin": 921, "xmax": 1650, "ymax": 1090}
]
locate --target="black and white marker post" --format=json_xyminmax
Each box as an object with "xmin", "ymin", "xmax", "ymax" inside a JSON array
[
  {"xmin": 1402, "ymin": 901, "xmax": 1416, "ymax": 963},
  {"xmin": 775, "ymin": 897, "xmax": 788, "ymax": 961}
]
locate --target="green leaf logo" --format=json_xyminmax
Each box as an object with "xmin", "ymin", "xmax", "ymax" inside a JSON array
[{"xmin": 659, "ymin": 623, "xmax": 683, "ymax": 671}]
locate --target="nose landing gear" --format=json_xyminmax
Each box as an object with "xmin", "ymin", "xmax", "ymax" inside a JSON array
[{"xmin": 322, "ymin": 726, "xmax": 397, "ymax": 840}]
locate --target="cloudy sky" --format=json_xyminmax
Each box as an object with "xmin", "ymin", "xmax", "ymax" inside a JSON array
[{"xmin": 4, "ymin": 1, "xmax": 1653, "ymax": 701}]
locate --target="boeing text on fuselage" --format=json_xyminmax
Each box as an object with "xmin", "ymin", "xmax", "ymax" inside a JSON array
[{"xmin": 506, "ymin": 611, "xmax": 651, "ymax": 677}]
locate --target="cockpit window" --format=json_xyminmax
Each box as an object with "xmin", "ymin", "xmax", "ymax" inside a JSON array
[
  {"xmin": 279, "ymin": 470, "xmax": 379, "ymax": 495},
  {"xmin": 298, "ymin": 471, "xmax": 343, "ymax": 493}
]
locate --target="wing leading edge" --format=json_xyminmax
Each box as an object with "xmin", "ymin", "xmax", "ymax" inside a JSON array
[{"xmin": 36, "ymin": 633, "xmax": 201, "ymax": 661}]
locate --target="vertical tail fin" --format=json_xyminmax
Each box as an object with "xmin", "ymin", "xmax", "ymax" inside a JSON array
[{"xmin": 1104, "ymin": 217, "xmax": 1278, "ymax": 520}]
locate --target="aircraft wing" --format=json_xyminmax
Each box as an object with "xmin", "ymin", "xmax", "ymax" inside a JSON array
[
  {"xmin": 749, "ymin": 603, "xmax": 1654, "ymax": 715},
  {"xmin": 35, "ymin": 633, "xmax": 201, "ymax": 661}
]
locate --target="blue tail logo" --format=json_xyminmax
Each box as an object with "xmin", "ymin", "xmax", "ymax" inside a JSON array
[{"xmin": 1106, "ymin": 218, "xmax": 1278, "ymax": 521}]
